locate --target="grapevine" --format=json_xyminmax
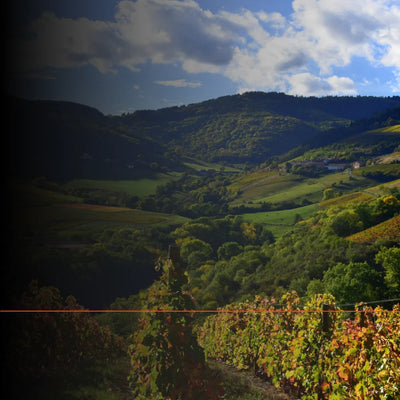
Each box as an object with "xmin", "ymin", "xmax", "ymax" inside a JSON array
[{"xmin": 198, "ymin": 292, "xmax": 400, "ymax": 399}]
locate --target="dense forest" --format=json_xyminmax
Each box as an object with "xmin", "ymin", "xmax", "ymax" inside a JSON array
[{"xmin": 3, "ymin": 93, "xmax": 400, "ymax": 399}]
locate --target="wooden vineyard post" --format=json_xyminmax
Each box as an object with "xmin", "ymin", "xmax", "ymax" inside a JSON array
[
  {"xmin": 322, "ymin": 303, "xmax": 334, "ymax": 335},
  {"xmin": 168, "ymin": 244, "xmax": 181, "ymax": 265},
  {"xmin": 167, "ymin": 244, "xmax": 182, "ymax": 286}
]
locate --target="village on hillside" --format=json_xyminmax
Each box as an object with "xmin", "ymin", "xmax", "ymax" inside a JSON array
[{"xmin": 281, "ymin": 159, "xmax": 362, "ymax": 174}]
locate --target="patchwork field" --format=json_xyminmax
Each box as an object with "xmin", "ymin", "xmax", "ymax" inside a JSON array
[
  {"xmin": 183, "ymin": 157, "xmax": 240, "ymax": 172},
  {"xmin": 16, "ymin": 201, "xmax": 188, "ymax": 235},
  {"xmin": 11, "ymin": 182, "xmax": 189, "ymax": 243},
  {"xmin": 230, "ymin": 170, "xmax": 376, "ymax": 207}
]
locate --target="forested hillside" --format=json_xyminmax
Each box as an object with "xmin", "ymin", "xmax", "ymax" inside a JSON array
[
  {"xmin": 7, "ymin": 93, "xmax": 400, "ymax": 181},
  {"xmin": 121, "ymin": 92, "xmax": 400, "ymax": 163},
  {"xmin": 6, "ymin": 97, "xmax": 185, "ymax": 181}
]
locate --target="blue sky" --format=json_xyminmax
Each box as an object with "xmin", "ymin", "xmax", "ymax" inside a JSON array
[{"xmin": 5, "ymin": 0, "xmax": 400, "ymax": 115}]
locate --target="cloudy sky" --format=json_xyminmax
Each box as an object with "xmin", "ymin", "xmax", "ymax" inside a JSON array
[{"xmin": 5, "ymin": 0, "xmax": 400, "ymax": 115}]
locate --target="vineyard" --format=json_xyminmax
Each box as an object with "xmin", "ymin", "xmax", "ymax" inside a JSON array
[
  {"xmin": 197, "ymin": 292, "xmax": 400, "ymax": 400},
  {"xmin": 347, "ymin": 215, "xmax": 400, "ymax": 243}
]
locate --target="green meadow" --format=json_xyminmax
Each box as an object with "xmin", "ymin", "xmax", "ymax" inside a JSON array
[
  {"xmin": 11, "ymin": 182, "xmax": 189, "ymax": 242},
  {"xmin": 231, "ymin": 171, "xmax": 375, "ymax": 206},
  {"xmin": 64, "ymin": 172, "xmax": 181, "ymax": 198},
  {"xmin": 241, "ymin": 203, "xmax": 319, "ymax": 238}
]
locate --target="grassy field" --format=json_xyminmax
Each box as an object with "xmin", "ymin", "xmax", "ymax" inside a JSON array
[
  {"xmin": 64, "ymin": 172, "xmax": 182, "ymax": 198},
  {"xmin": 318, "ymin": 191, "xmax": 376, "ymax": 209},
  {"xmin": 240, "ymin": 204, "xmax": 319, "ymax": 238},
  {"xmin": 183, "ymin": 157, "xmax": 240, "ymax": 173},
  {"xmin": 364, "ymin": 179, "xmax": 400, "ymax": 197},
  {"xmin": 376, "ymin": 152, "xmax": 400, "ymax": 164},
  {"xmin": 367, "ymin": 124, "xmax": 400, "ymax": 134},
  {"xmin": 11, "ymin": 182, "xmax": 189, "ymax": 242},
  {"xmin": 352, "ymin": 163, "xmax": 400, "ymax": 180},
  {"xmin": 11, "ymin": 180, "xmax": 83, "ymax": 206},
  {"xmin": 13, "ymin": 203, "xmax": 189, "ymax": 241},
  {"xmin": 231, "ymin": 171, "xmax": 375, "ymax": 207}
]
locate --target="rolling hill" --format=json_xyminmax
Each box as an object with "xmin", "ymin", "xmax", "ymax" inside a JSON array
[
  {"xmin": 121, "ymin": 92, "xmax": 400, "ymax": 163},
  {"xmin": 6, "ymin": 96, "xmax": 185, "ymax": 181},
  {"xmin": 6, "ymin": 92, "xmax": 400, "ymax": 181}
]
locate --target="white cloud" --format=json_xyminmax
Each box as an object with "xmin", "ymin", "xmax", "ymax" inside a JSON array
[
  {"xmin": 9, "ymin": 0, "xmax": 400, "ymax": 96},
  {"xmin": 326, "ymin": 76, "xmax": 357, "ymax": 94},
  {"xmin": 291, "ymin": 0, "xmax": 400, "ymax": 72},
  {"xmin": 12, "ymin": 0, "xmax": 241, "ymax": 74},
  {"xmin": 223, "ymin": 0, "xmax": 400, "ymax": 95},
  {"xmin": 257, "ymin": 11, "xmax": 286, "ymax": 30},
  {"xmin": 288, "ymin": 73, "xmax": 356, "ymax": 96},
  {"xmin": 154, "ymin": 79, "xmax": 202, "ymax": 88}
]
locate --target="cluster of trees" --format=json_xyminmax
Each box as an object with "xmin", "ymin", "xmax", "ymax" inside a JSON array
[
  {"xmin": 297, "ymin": 132, "xmax": 400, "ymax": 164},
  {"xmin": 162, "ymin": 193, "xmax": 399, "ymax": 309},
  {"xmin": 46, "ymin": 188, "xmax": 398, "ymax": 322},
  {"xmin": 136, "ymin": 171, "xmax": 233, "ymax": 217},
  {"xmin": 5, "ymin": 224, "xmax": 176, "ymax": 309}
]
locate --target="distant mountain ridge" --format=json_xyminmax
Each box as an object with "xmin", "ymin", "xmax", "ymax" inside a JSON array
[
  {"xmin": 121, "ymin": 92, "xmax": 400, "ymax": 162},
  {"xmin": 6, "ymin": 92, "xmax": 400, "ymax": 180},
  {"xmin": 128, "ymin": 92, "xmax": 400, "ymax": 121}
]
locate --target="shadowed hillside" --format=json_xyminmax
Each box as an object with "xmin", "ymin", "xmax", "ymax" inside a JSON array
[{"xmin": 6, "ymin": 93, "xmax": 400, "ymax": 181}]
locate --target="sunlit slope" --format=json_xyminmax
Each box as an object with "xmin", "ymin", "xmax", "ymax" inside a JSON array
[
  {"xmin": 11, "ymin": 182, "xmax": 189, "ymax": 242},
  {"xmin": 229, "ymin": 170, "xmax": 376, "ymax": 207},
  {"xmin": 347, "ymin": 215, "xmax": 400, "ymax": 243}
]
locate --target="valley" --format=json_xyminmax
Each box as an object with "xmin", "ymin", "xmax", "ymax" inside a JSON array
[{"xmin": 4, "ymin": 92, "xmax": 400, "ymax": 399}]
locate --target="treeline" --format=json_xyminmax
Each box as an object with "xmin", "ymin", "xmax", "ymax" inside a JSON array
[
  {"xmin": 297, "ymin": 131, "xmax": 400, "ymax": 164},
  {"xmin": 135, "ymin": 171, "xmax": 233, "ymax": 217}
]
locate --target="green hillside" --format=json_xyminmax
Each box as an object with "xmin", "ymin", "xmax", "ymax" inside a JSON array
[
  {"xmin": 7, "ymin": 97, "xmax": 185, "ymax": 181},
  {"xmin": 122, "ymin": 92, "xmax": 400, "ymax": 163},
  {"xmin": 7, "ymin": 93, "xmax": 400, "ymax": 182}
]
